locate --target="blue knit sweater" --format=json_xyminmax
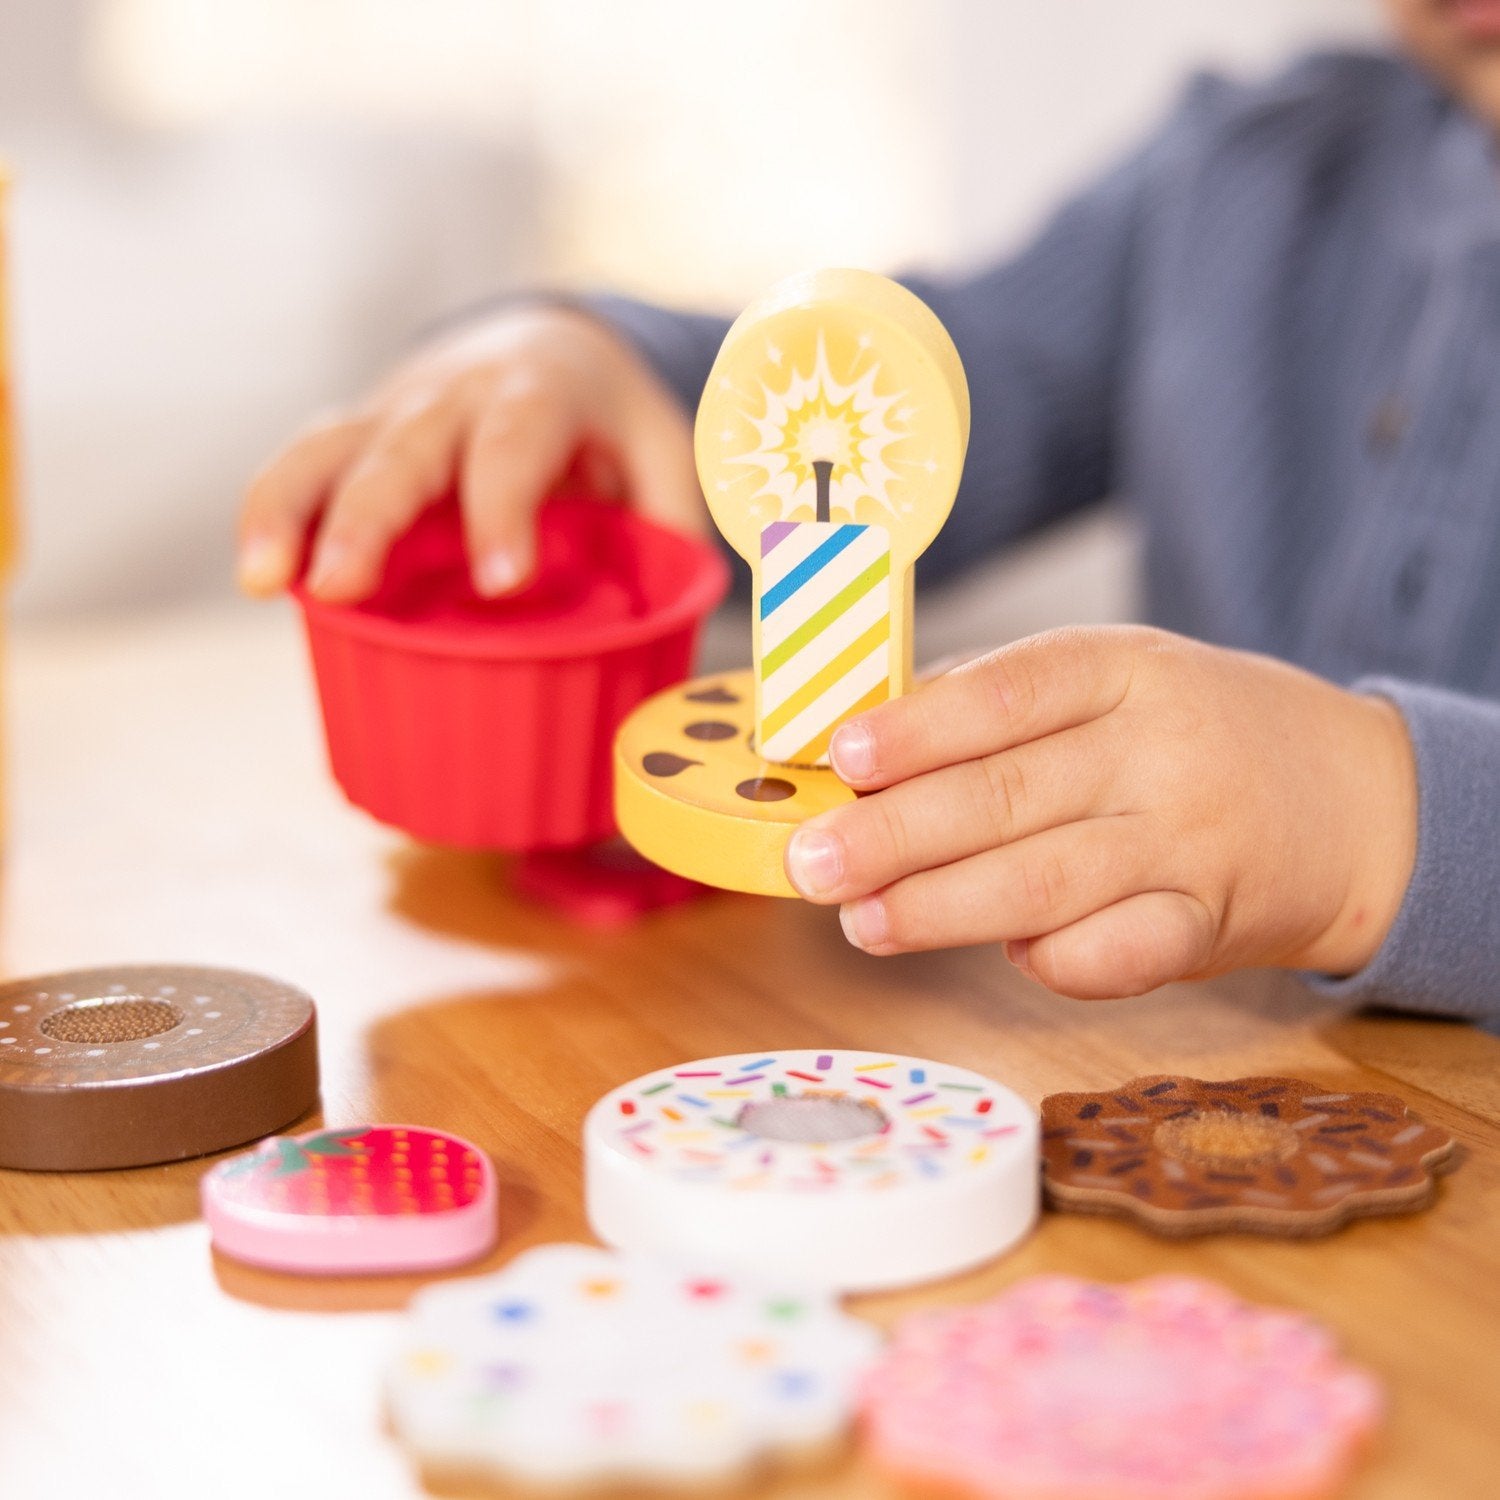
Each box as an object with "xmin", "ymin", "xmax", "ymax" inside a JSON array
[{"xmin": 593, "ymin": 52, "xmax": 1500, "ymax": 1025}]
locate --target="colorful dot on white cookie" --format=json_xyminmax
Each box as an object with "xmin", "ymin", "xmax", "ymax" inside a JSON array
[
  {"xmin": 202, "ymin": 1124, "xmax": 498, "ymax": 1274},
  {"xmin": 584, "ymin": 1050, "xmax": 1037, "ymax": 1291},
  {"xmin": 614, "ymin": 268, "xmax": 969, "ymax": 896},
  {"xmin": 385, "ymin": 1243, "xmax": 880, "ymax": 1492},
  {"xmin": 861, "ymin": 1275, "xmax": 1383, "ymax": 1500}
]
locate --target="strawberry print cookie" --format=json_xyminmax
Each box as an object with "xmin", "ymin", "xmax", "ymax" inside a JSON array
[
  {"xmin": 202, "ymin": 1125, "xmax": 497, "ymax": 1273},
  {"xmin": 862, "ymin": 1275, "xmax": 1383, "ymax": 1500},
  {"xmin": 1041, "ymin": 1075, "xmax": 1456, "ymax": 1237},
  {"xmin": 386, "ymin": 1243, "xmax": 880, "ymax": 1492}
]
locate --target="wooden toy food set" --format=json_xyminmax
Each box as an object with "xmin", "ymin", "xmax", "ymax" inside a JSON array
[
  {"xmin": 7, "ymin": 271, "xmax": 1464, "ymax": 1500},
  {"xmin": 6, "ymin": 951, "xmax": 1448, "ymax": 1498},
  {"xmin": 615, "ymin": 269, "xmax": 970, "ymax": 895}
]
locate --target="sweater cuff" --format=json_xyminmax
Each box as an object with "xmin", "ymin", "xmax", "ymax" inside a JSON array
[{"xmin": 1306, "ymin": 677, "xmax": 1500, "ymax": 1027}]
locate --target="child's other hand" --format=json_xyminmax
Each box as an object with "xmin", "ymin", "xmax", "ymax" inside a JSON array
[
  {"xmin": 784, "ymin": 626, "xmax": 1418, "ymax": 999},
  {"xmin": 238, "ymin": 306, "xmax": 703, "ymax": 601}
]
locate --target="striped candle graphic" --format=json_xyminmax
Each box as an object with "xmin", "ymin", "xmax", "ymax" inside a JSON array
[{"xmin": 756, "ymin": 516, "xmax": 892, "ymax": 766}]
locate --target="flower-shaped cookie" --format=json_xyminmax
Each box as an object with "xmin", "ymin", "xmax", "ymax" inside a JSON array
[
  {"xmin": 387, "ymin": 1243, "xmax": 880, "ymax": 1492},
  {"xmin": 1041, "ymin": 1075, "xmax": 1454, "ymax": 1236},
  {"xmin": 861, "ymin": 1275, "xmax": 1383, "ymax": 1500}
]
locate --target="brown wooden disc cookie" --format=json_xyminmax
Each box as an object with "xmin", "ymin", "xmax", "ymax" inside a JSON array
[
  {"xmin": 0, "ymin": 965, "xmax": 318, "ymax": 1171},
  {"xmin": 1040, "ymin": 1075, "xmax": 1455, "ymax": 1237}
]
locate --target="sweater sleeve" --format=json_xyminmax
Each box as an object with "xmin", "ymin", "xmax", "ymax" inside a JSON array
[
  {"xmin": 1307, "ymin": 678, "xmax": 1500, "ymax": 1028},
  {"xmin": 587, "ymin": 81, "xmax": 1226, "ymax": 586}
]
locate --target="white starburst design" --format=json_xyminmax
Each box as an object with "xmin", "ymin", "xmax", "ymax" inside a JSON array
[{"xmin": 725, "ymin": 332, "xmax": 908, "ymax": 520}]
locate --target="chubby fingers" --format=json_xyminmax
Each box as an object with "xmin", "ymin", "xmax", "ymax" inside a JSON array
[
  {"xmin": 838, "ymin": 813, "xmax": 1164, "ymax": 957},
  {"xmin": 1015, "ymin": 890, "xmax": 1218, "ymax": 1000},
  {"xmin": 829, "ymin": 627, "xmax": 1140, "ymax": 789},
  {"xmin": 785, "ymin": 717, "xmax": 1118, "ymax": 902},
  {"xmin": 304, "ymin": 392, "xmax": 467, "ymax": 602},
  {"xmin": 460, "ymin": 374, "xmax": 582, "ymax": 595},
  {"xmin": 238, "ymin": 414, "xmax": 372, "ymax": 596}
]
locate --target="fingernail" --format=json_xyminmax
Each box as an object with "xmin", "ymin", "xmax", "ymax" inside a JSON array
[
  {"xmin": 840, "ymin": 896, "xmax": 888, "ymax": 951},
  {"xmin": 830, "ymin": 722, "xmax": 874, "ymax": 782},
  {"xmin": 1005, "ymin": 939, "xmax": 1032, "ymax": 978},
  {"xmin": 475, "ymin": 548, "xmax": 525, "ymax": 598},
  {"xmin": 237, "ymin": 535, "xmax": 290, "ymax": 595},
  {"xmin": 785, "ymin": 828, "xmax": 843, "ymax": 898},
  {"xmin": 307, "ymin": 539, "xmax": 355, "ymax": 597}
]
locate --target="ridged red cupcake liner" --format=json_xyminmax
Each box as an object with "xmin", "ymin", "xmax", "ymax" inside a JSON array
[{"xmin": 295, "ymin": 492, "xmax": 728, "ymax": 851}]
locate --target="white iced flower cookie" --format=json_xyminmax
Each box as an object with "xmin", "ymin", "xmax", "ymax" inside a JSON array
[{"xmin": 386, "ymin": 1243, "xmax": 881, "ymax": 1493}]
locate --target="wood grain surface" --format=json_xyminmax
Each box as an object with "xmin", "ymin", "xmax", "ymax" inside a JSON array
[{"xmin": 1, "ymin": 602, "xmax": 1497, "ymax": 1499}]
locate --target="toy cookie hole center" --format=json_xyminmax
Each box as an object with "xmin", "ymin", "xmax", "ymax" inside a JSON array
[
  {"xmin": 39, "ymin": 998, "xmax": 184, "ymax": 1045},
  {"xmin": 738, "ymin": 1093, "xmax": 887, "ymax": 1145},
  {"xmin": 1152, "ymin": 1110, "xmax": 1299, "ymax": 1170}
]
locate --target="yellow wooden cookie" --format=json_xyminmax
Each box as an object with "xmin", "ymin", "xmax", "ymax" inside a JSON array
[{"xmin": 614, "ymin": 671, "xmax": 853, "ymax": 897}]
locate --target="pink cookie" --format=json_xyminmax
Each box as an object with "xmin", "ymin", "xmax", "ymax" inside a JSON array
[
  {"xmin": 202, "ymin": 1125, "xmax": 497, "ymax": 1274},
  {"xmin": 861, "ymin": 1276, "xmax": 1382, "ymax": 1500}
]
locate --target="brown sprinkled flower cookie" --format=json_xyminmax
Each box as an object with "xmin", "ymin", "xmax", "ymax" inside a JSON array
[{"xmin": 1041, "ymin": 1075, "xmax": 1456, "ymax": 1237}]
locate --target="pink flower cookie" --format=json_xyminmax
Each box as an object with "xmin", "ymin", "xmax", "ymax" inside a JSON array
[{"xmin": 862, "ymin": 1276, "xmax": 1382, "ymax": 1500}]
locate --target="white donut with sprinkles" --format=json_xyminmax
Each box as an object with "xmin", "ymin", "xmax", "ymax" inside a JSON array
[{"xmin": 585, "ymin": 1050, "xmax": 1038, "ymax": 1291}]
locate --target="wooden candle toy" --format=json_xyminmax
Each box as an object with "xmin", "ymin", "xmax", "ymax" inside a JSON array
[{"xmin": 615, "ymin": 269, "xmax": 969, "ymax": 896}]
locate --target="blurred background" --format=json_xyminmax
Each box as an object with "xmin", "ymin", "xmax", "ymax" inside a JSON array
[{"xmin": 1, "ymin": 0, "xmax": 1381, "ymax": 623}]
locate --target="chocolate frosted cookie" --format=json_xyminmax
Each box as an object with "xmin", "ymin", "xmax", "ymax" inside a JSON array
[
  {"xmin": 0, "ymin": 965, "xmax": 318, "ymax": 1171},
  {"xmin": 1041, "ymin": 1075, "xmax": 1455, "ymax": 1237}
]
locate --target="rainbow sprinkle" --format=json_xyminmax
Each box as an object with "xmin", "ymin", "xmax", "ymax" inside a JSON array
[{"xmin": 598, "ymin": 1051, "xmax": 1034, "ymax": 1194}]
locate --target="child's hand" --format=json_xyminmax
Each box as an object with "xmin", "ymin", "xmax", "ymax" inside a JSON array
[
  {"xmin": 238, "ymin": 306, "xmax": 704, "ymax": 601},
  {"xmin": 784, "ymin": 626, "xmax": 1418, "ymax": 999}
]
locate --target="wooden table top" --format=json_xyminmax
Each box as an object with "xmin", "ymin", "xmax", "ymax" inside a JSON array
[{"xmin": 1, "ymin": 601, "xmax": 1497, "ymax": 1500}]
